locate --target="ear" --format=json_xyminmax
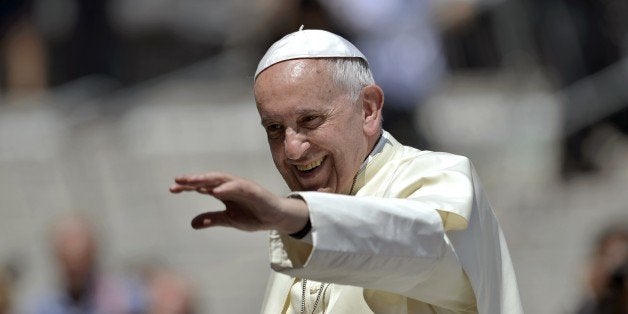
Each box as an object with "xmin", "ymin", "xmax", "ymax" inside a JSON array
[{"xmin": 361, "ymin": 85, "xmax": 384, "ymax": 136}]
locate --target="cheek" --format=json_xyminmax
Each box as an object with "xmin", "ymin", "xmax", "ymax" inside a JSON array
[
  {"xmin": 272, "ymin": 156, "xmax": 290, "ymax": 177},
  {"xmin": 268, "ymin": 142, "xmax": 284, "ymax": 162},
  {"xmin": 332, "ymin": 136, "xmax": 365, "ymax": 178},
  {"xmin": 269, "ymin": 146, "xmax": 294, "ymax": 177}
]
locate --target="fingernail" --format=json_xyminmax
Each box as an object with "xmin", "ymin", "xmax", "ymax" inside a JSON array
[{"xmin": 191, "ymin": 217, "xmax": 210, "ymax": 229}]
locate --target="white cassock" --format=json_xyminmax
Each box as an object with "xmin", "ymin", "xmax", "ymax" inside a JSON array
[{"xmin": 260, "ymin": 131, "xmax": 523, "ymax": 314}]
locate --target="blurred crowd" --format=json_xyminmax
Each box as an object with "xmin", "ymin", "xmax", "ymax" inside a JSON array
[
  {"xmin": 0, "ymin": 214, "xmax": 197, "ymax": 314},
  {"xmin": 2, "ymin": 0, "xmax": 627, "ymax": 177},
  {"xmin": 1, "ymin": 0, "xmax": 627, "ymax": 313}
]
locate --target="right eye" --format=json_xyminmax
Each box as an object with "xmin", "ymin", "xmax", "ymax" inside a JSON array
[{"xmin": 265, "ymin": 124, "xmax": 284, "ymax": 139}]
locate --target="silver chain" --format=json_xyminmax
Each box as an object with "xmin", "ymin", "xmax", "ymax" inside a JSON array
[
  {"xmin": 300, "ymin": 150, "xmax": 359, "ymax": 313},
  {"xmin": 349, "ymin": 172, "xmax": 358, "ymax": 195},
  {"xmin": 300, "ymin": 279, "xmax": 326, "ymax": 314}
]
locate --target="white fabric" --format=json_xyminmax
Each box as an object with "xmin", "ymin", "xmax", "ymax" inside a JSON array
[
  {"xmin": 254, "ymin": 28, "xmax": 367, "ymax": 79},
  {"xmin": 261, "ymin": 132, "xmax": 523, "ymax": 313}
]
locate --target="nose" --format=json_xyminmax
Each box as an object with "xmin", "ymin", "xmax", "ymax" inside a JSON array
[{"xmin": 284, "ymin": 128, "xmax": 310, "ymax": 160}]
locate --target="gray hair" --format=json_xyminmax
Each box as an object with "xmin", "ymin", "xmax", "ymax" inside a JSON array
[{"xmin": 325, "ymin": 58, "xmax": 374, "ymax": 102}]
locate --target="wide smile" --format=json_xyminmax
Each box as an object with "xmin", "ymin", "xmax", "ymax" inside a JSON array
[{"xmin": 296, "ymin": 156, "xmax": 326, "ymax": 173}]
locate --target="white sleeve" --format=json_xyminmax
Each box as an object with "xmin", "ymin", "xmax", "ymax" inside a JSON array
[{"xmin": 270, "ymin": 193, "xmax": 476, "ymax": 309}]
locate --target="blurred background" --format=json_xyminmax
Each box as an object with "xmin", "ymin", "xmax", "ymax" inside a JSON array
[{"xmin": 1, "ymin": 0, "xmax": 627, "ymax": 313}]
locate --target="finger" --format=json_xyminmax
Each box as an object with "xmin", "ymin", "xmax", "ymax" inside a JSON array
[
  {"xmin": 210, "ymin": 180, "xmax": 241, "ymax": 200},
  {"xmin": 174, "ymin": 173, "xmax": 233, "ymax": 187},
  {"xmin": 196, "ymin": 187, "xmax": 211, "ymax": 194},
  {"xmin": 169, "ymin": 184, "xmax": 203, "ymax": 194},
  {"xmin": 169, "ymin": 184, "xmax": 215, "ymax": 195},
  {"xmin": 211, "ymin": 179, "xmax": 263, "ymax": 203},
  {"xmin": 191, "ymin": 211, "xmax": 233, "ymax": 229}
]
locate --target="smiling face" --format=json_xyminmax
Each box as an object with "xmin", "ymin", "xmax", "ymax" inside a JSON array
[{"xmin": 254, "ymin": 59, "xmax": 381, "ymax": 194}]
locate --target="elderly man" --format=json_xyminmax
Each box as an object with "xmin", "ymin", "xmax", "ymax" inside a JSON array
[
  {"xmin": 170, "ymin": 28, "xmax": 522, "ymax": 313},
  {"xmin": 29, "ymin": 214, "xmax": 146, "ymax": 314}
]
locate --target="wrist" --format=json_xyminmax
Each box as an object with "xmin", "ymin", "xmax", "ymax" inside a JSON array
[
  {"xmin": 277, "ymin": 196, "xmax": 310, "ymax": 235},
  {"xmin": 289, "ymin": 217, "xmax": 311, "ymax": 239}
]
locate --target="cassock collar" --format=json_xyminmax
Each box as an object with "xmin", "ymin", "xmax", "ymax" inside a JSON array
[
  {"xmin": 350, "ymin": 130, "xmax": 397, "ymax": 195},
  {"xmin": 359, "ymin": 131, "xmax": 387, "ymax": 173}
]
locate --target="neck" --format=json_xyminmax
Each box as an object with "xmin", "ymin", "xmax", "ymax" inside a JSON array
[
  {"xmin": 349, "ymin": 130, "xmax": 383, "ymax": 195},
  {"xmin": 366, "ymin": 130, "xmax": 383, "ymax": 160}
]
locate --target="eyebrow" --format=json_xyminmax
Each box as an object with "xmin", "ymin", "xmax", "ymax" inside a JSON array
[
  {"xmin": 260, "ymin": 108, "xmax": 325, "ymax": 125},
  {"xmin": 260, "ymin": 117, "xmax": 276, "ymax": 126},
  {"xmin": 294, "ymin": 108, "xmax": 324, "ymax": 116}
]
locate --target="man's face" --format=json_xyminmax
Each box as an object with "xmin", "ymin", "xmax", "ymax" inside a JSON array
[
  {"xmin": 53, "ymin": 219, "xmax": 96, "ymax": 292},
  {"xmin": 254, "ymin": 59, "xmax": 370, "ymax": 194}
]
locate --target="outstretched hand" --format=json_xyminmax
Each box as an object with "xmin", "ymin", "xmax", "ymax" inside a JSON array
[{"xmin": 169, "ymin": 172, "xmax": 309, "ymax": 233}]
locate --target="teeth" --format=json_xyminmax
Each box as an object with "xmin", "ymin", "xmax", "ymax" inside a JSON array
[{"xmin": 297, "ymin": 158, "xmax": 323, "ymax": 171}]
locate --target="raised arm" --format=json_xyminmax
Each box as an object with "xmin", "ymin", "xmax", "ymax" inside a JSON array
[{"xmin": 169, "ymin": 172, "xmax": 309, "ymax": 234}]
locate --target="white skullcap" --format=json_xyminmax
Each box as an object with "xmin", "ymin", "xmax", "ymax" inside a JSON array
[{"xmin": 254, "ymin": 26, "xmax": 368, "ymax": 79}]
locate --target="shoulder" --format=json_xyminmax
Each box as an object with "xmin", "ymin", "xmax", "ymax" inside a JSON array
[{"xmin": 396, "ymin": 145, "xmax": 471, "ymax": 173}]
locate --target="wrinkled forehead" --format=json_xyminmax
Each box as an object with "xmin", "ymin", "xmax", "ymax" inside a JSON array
[{"xmin": 254, "ymin": 59, "xmax": 334, "ymax": 94}]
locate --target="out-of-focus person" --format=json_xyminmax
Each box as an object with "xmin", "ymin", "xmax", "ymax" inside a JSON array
[
  {"xmin": 28, "ymin": 214, "xmax": 146, "ymax": 314},
  {"xmin": 576, "ymin": 223, "xmax": 628, "ymax": 314},
  {"xmin": 0, "ymin": 262, "xmax": 18, "ymax": 314},
  {"xmin": 0, "ymin": 271, "xmax": 9, "ymax": 314},
  {"xmin": 0, "ymin": 0, "xmax": 47, "ymax": 99},
  {"xmin": 144, "ymin": 267, "xmax": 196, "ymax": 314}
]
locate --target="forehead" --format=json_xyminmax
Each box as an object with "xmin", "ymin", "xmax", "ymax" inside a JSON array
[
  {"xmin": 254, "ymin": 59, "xmax": 343, "ymax": 116},
  {"xmin": 254, "ymin": 59, "xmax": 334, "ymax": 94}
]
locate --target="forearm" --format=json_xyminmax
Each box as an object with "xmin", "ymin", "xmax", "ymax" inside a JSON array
[
  {"xmin": 274, "ymin": 193, "xmax": 447, "ymax": 284},
  {"xmin": 270, "ymin": 192, "xmax": 476, "ymax": 309}
]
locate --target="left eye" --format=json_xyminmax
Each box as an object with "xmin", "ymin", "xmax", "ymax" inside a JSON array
[{"xmin": 301, "ymin": 116, "xmax": 322, "ymax": 127}]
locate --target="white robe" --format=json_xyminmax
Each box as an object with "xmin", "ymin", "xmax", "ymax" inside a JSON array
[{"xmin": 261, "ymin": 132, "xmax": 523, "ymax": 313}]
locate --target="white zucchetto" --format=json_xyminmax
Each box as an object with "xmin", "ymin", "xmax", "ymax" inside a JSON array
[{"xmin": 254, "ymin": 26, "xmax": 368, "ymax": 79}]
